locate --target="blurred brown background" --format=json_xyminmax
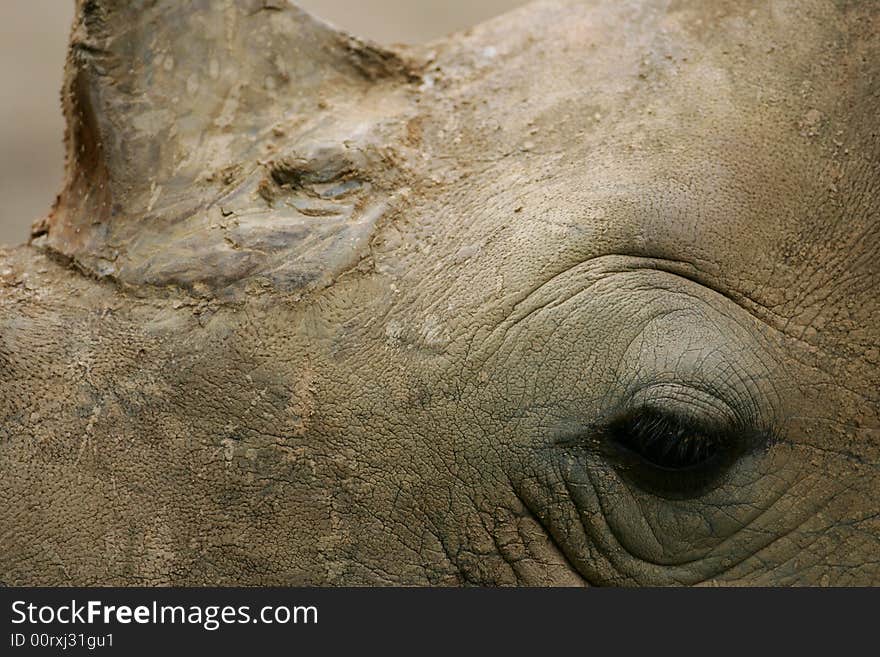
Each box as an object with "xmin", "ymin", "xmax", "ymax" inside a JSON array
[{"xmin": 0, "ymin": 0, "xmax": 525, "ymax": 246}]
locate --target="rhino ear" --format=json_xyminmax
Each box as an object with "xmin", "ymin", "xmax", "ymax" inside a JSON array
[{"xmin": 36, "ymin": 0, "xmax": 418, "ymax": 296}]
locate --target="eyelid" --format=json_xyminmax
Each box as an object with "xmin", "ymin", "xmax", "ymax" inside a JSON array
[
  {"xmin": 551, "ymin": 383, "xmax": 771, "ymax": 459},
  {"xmin": 625, "ymin": 383, "xmax": 740, "ymax": 428}
]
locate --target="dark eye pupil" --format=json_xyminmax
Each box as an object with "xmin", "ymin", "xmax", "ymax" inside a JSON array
[{"xmin": 607, "ymin": 407, "xmax": 725, "ymax": 471}]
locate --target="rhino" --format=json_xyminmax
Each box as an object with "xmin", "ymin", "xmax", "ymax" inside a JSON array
[{"xmin": 0, "ymin": 0, "xmax": 877, "ymax": 586}]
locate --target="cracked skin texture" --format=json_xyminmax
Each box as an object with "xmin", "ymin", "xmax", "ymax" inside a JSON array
[{"xmin": 1, "ymin": 0, "xmax": 879, "ymax": 585}]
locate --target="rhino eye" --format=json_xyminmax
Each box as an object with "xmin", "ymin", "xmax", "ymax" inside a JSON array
[
  {"xmin": 608, "ymin": 407, "xmax": 725, "ymax": 469},
  {"xmin": 600, "ymin": 406, "xmax": 748, "ymax": 497}
]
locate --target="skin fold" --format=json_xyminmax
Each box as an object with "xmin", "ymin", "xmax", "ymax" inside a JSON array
[{"xmin": 0, "ymin": 0, "xmax": 877, "ymax": 585}]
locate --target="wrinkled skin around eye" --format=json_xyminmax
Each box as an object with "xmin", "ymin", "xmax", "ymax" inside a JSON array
[{"xmin": 0, "ymin": 0, "xmax": 878, "ymax": 586}]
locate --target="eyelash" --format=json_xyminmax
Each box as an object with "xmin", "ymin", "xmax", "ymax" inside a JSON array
[
  {"xmin": 587, "ymin": 404, "xmax": 773, "ymax": 498},
  {"xmin": 605, "ymin": 406, "xmax": 734, "ymax": 471}
]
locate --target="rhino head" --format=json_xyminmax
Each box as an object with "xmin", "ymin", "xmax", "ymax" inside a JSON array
[{"xmin": 1, "ymin": 0, "xmax": 878, "ymax": 585}]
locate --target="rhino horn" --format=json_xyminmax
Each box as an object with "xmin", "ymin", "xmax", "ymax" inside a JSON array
[{"xmin": 35, "ymin": 0, "xmax": 419, "ymax": 297}]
